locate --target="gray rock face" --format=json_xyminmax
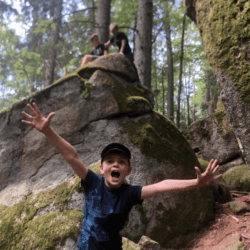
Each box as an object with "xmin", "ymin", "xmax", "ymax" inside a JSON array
[
  {"xmin": 189, "ymin": 100, "xmax": 240, "ymax": 165},
  {"xmin": 216, "ymin": 69, "xmax": 250, "ymax": 168},
  {"xmin": 0, "ymin": 55, "xmax": 215, "ymax": 249},
  {"xmin": 219, "ymin": 157, "xmax": 245, "ymax": 174}
]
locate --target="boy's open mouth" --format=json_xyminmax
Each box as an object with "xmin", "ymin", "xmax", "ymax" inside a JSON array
[{"xmin": 111, "ymin": 170, "xmax": 120, "ymax": 179}]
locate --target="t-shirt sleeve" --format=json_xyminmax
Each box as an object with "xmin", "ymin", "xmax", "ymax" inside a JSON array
[
  {"xmin": 81, "ymin": 169, "xmax": 101, "ymax": 193},
  {"xmin": 119, "ymin": 32, "xmax": 128, "ymax": 41},
  {"xmin": 128, "ymin": 185, "xmax": 144, "ymax": 205},
  {"xmin": 100, "ymin": 44, "xmax": 107, "ymax": 51}
]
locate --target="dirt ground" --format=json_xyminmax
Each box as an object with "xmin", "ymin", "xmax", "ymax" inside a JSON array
[{"xmin": 186, "ymin": 192, "xmax": 250, "ymax": 250}]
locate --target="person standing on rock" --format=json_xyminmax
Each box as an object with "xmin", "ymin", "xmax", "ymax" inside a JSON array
[
  {"xmin": 21, "ymin": 102, "xmax": 222, "ymax": 250},
  {"xmin": 81, "ymin": 33, "xmax": 108, "ymax": 66},
  {"xmin": 105, "ymin": 23, "xmax": 134, "ymax": 63}
]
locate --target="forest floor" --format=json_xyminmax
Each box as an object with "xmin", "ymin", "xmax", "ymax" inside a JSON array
[{"xmin": 185, "ymin": 192, "xmax": 250, "ymax": 250}]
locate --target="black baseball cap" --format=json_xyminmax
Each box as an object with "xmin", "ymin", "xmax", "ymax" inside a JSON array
[{"xmin": 101, "ymin": 143, "xmax": 131, "ymax": 163}]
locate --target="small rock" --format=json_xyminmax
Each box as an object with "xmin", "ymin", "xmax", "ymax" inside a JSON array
[
  {"xmin": 138, "ymin": 235, "xmax": 163, "ymax": 250},
  {"xmin": 228, "ymin": 201, "xmax": 250, "ymax": 214}
]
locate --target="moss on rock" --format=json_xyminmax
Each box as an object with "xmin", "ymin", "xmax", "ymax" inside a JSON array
[
  {"xmin": 112, "ymin": 85, "xmax": 153, "ymax": 114},
  {"xmin": 120, "ymin": 111, "xmax": 198, "ymax": 168},
  {"xmin": 196, "ymin": 0, "xmax": 250, "ymax": 110},
  {"xmin": 222, "ymin": 164, "xmax": 250, "ymax": 191},
  {"xmin": 0, "ymin": 175, "xmax": 84, "ymax": 250}
]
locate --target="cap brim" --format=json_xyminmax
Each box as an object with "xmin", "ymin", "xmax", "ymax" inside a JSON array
[{"xmin": 102, "ymin": 148, "xmax": 126, "ymax": 158}]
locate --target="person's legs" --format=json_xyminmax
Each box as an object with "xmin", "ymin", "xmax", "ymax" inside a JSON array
[
  {"xmin": 81, "ymin": 55, "xmax": 100, "ymax": 66},
  {"xmin": 81, "ymin": 55, "xmax": 92, "ymax": 66}
]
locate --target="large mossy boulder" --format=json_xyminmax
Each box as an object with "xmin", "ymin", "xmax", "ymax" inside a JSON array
[
  {"xmin": 184, "ymin": 0, "xmax": 250, "ymax": 168},
  {"xmin": 221, "ymin": 165, "xmax": 250, "ymax": 191},
  {"xmin": 0, "ymin": 54, "xmax": 215, "ymax": 249},
  {"xmin": 189, "ymin": 99, "xmax": 240, "ymax": 165}
]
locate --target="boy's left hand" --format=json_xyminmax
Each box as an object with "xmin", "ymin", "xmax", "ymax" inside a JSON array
[{"xmin": 195, "ymin": 159, "xmax": 222, "ymax": 187}]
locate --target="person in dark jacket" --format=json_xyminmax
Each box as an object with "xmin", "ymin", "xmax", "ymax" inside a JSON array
[{"xmin": 81, "ymin": 33, "xmax": 107, "ymax": 66}]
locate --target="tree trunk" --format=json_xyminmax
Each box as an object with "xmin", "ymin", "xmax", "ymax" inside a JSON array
[
  {"xmin": 192, "ymin": 85, "xmax": 196, "ymax": 122},
  {"xmin": 28, "ymin": 7, "xmax": 39, "ymax": 95},
  {"xmin": 96, "ymin": 0, "xmax": 111, "ymax": 43},
  {"xmin": 164, "ymin": 10, "xmax": 174, "ymax": 122},
  {"xmin": 162, "ymin": 68, "xmax": 165, "ymax": 115},
  {"xmin": 185, "ymin": 76, "xmax": 191, "ymax": 127},
  {"xmin": 90, "ymin": 0, "xmax": 96, "ymax": 33},
  {"xmin": 134, "ymin": 0, "xmax": 153, "ymax": 90},
  {"xmin": 43, "ymin": 0, "xmax": 63, "ymax": 87},
  {"xmin": 154, "ymin": 42, "xmax": 159, "ymax": 111},
  {"xmin": 177, "ymin": 14, "xmax": 186, "ymax": 128}
]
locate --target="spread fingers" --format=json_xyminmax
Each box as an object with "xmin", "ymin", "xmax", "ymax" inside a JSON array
[
  {"xmin": 27, "ymin": 103, "xmax": 36, "ymax": 116},
  {"xmin": 22, "ymin": 111, "xmax": 33, "ymax": 120},
  {"xmin": 32, "ymin": 102, "xmax": 42, "ymax": 116},
  {"xmin": 21, "ymin": 120, "xmax": 33, "ymax": 126}
]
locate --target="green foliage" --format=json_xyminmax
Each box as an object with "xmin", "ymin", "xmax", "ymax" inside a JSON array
[{"xmin": 1, "ymin": 0, "xmax": 219, "ymax": 126}]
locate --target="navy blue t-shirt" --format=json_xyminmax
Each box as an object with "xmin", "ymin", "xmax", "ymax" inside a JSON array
[
  {"xmin": 77, "ymin": 169, "xmax": 143, "ymax": 250},
  {"xmin": 90, "ymin": 44, "xmax": 107, "ymax": 56},
  {"xmin": 110, "ymin": 32, "xmax": 131, "ymax": 55}
]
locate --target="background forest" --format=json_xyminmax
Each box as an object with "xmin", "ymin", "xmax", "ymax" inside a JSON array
[{"xmin": 0, "ymin": 0, "xmax": 220, "ymax": 130}]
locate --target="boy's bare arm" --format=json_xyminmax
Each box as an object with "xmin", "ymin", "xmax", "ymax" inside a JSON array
[
  {"xmin": 141, "ymin": 159, "xmax": 222, "ymax": 200},
  {"xmin": 22, "ymin": 103, "xmax": 88, "ymax": 180}
]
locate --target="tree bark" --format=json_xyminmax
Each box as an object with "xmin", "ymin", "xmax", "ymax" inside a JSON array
[
  {"xmin": 96, "ymin": 0, "xmax": 111, "ymax": 43},
  {"xmin": 192, "ymin": 85, "xmax": 196, "ymax": 122},
  {"xmin": 43, "ymin": 0, "xmax": 63, "ymax": 87},
  {"xmin": 134, "ymin": 0, "xmax": 153, "ymax": 90},
  {"xmin": 162, "ymin": 68, "xmax": 165, "ymax": 115},
  {"xmin": 177, "ymin": 14, "xmax": 186, "ymax": 128},
  {"xmin": 90, "ymin": 0, "xmax": 96, "ymax": 33},
  {"xmin": 28, "ymin": 8, "xmax": 38, "ymax": 94},
  {"xmin": 164, "ymin": 10, "xmax": 174, "ymax": 122}
]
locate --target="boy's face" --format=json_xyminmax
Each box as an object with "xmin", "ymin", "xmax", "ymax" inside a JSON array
[
  {"xmin": 91, "ymin": 36, "xmax": 99, "ymax": 47},
  {"xmin": 100, "ymin": 153, "xmax": 132, "ymax": 189},
  {"xmin": 111, "ymin": 28, "xmax": 118, "ymax": 36}
]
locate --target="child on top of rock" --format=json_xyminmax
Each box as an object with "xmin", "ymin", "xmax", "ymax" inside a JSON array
[
  {"xmin": 105, "ymin": 23, "xmax": 134, "ymax": 63},
  {"xmin": 81, "ymin": 33, "xmax": 108, "ymax": 66},
  {"xmin": 21, "ymin": 102, "xmax": 222, "ymax": 250}
]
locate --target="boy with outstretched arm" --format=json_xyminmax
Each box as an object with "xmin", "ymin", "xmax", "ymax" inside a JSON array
[{"xmin": 21, "ymin": 103, "xmax": 222, "ymax": 250}]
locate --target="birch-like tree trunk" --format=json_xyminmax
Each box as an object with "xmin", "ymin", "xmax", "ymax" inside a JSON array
[
  {"xmin": 164, "ymin": 11, "xmax": 174, "ymax": 121},
  {"xmin": 134, "ymin": 0, "xmax": 153, "ymax": 90},
  {"xmin": 177, "ymin": 14, "xmax": 186, "ymax": 128},
  {"xmin": 96, "ymin": 0, "xmax": 111, "ymax": 43},
  {"xmin": 192, "ymin": 86, "xmax": 196, "ymax": 122}
]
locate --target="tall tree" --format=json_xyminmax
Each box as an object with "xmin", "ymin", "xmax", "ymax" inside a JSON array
[
  {"xmin": 134, "ymin": 0, "xmax": 153, "ymax": 90},
  {"xmin": 96, "ymin": 0, "xmax": 111, "ymax": 43},
  {"xmin": 164, "ymin": 5, "xmax": 174, "ymax": 122},
  {"xmin": 43, "ymin": 0, "xmax": 63, "ymax": 87},
  {"xmin": 176, "ymin": 13, "xmax": 186, "ymax": 128}
]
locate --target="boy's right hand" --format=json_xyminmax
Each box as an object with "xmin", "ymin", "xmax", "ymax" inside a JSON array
[{"xmin": 22, "ymin": 103, "xmax": 55, "ymax": 133}]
